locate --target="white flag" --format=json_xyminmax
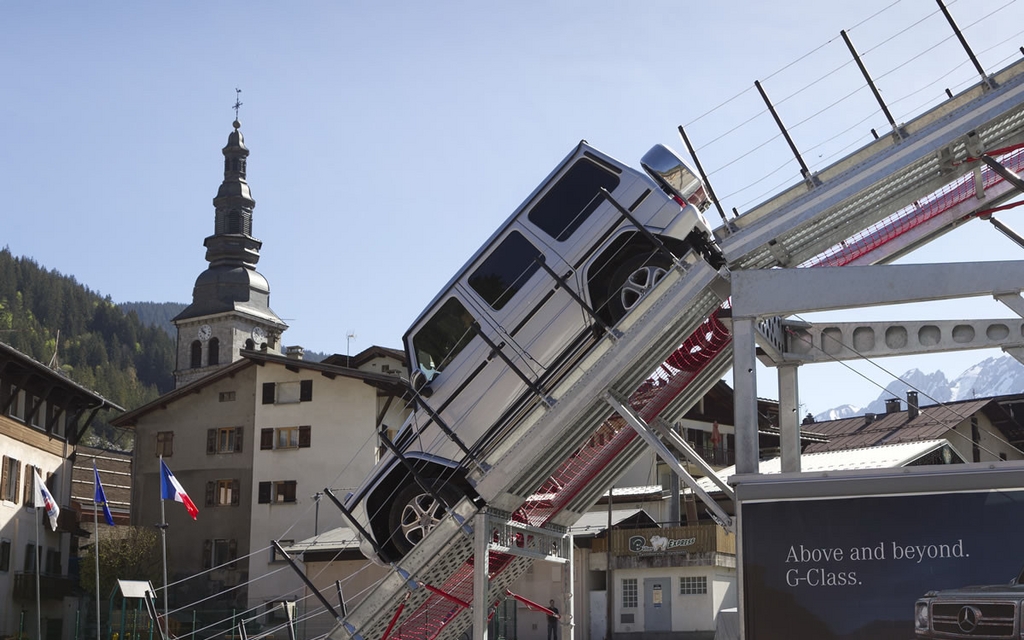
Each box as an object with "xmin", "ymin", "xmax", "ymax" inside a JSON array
[{"xmin": 34, "ymin": 468, "xmax": 60, "ymax": 532}]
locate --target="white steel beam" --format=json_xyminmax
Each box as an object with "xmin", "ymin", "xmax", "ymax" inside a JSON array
[
  {"xmin": 731, "ymin": 260, "xmax": 1024, "ymax": 318},
  {"xmin": 757, "ymin": 317, "xmax": 1024, "ymax": 365}
]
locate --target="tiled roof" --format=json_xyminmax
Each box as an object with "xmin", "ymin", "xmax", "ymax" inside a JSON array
[
  {"xmin": 802, "ymin": 399, "xmax": 992, "ymax": 453},
  {"xmin": 695, "ymin": 439, "xmax": 957, "ymax": 493}
]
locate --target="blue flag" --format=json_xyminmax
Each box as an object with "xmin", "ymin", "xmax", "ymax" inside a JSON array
[{"xmin": 93, "ymin": 463, "xmax": 115, "ymax": 526}]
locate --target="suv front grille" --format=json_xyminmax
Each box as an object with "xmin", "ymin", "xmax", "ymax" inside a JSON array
[{"xmin": 932, "ymin": 601, "xmax": 1016, "ymax": 637}]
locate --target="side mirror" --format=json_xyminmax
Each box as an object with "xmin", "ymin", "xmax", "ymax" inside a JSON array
[
  {"xmin": 641, "ymin": 144, "xmax": 711, "ymax": 212},
  {"xmin": 410, "ymin": 368, "xmax": 433, "ymax": 398}
]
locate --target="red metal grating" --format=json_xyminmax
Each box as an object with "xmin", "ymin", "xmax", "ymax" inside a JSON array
[
  {"xmin": 805, "ymin": 148, "xmax": 1024, "ymax": 268},
  {"xmin": 390, "ymin": 551, "xmax": 516, "ymax": 640},
  {"xmin": 521, "ymin": 311, "xmax": 732, "ymax": 527}
]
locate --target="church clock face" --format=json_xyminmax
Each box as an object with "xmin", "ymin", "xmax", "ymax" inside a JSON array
[
  {"xmin": 251, "ymin": 326, "xmax": 266, "ymax": 344},
  {"xmin": 197, "ymin": 324, "xmax": 212, "ymax": 342}
]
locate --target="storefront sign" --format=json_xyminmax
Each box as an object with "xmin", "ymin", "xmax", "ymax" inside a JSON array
[{"xmin": 628, "ymin": 534, "xmax": 696, "ymax": 553}]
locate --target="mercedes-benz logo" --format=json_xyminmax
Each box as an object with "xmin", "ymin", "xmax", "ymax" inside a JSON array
[{"xmin": 958, "ymin": 605, "xmax": 982, "ymax": 633}]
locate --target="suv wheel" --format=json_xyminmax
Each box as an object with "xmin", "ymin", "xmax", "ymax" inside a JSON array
[
  {"xmin": 389, "ymin": 480, "xmax": 463, "ymax": 556},
  {"xmin": 607, "ymin": 254, "xmax": 672, "ymax": 323}
]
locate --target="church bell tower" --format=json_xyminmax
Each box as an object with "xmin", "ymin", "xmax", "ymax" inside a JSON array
[{"xmin": 172, "ymin": 117, "xmax": 287, "ymax": 388}]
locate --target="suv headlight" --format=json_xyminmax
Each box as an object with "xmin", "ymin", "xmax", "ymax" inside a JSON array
[{"xmin": 915, "ymin": 601, "xmax": 929, "ymax": 630}]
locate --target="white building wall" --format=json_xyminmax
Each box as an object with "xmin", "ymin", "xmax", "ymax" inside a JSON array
[
  {"xmin": 246, "ymin": 367, "xmax": 387, "ymax": 618},
  {"xmin": 611, "ymin": 566, "xmax": 734, "ymax": 635},
  {"xmin": 0, "ymin": 430, "xmax": 71, "ymax": 640}
]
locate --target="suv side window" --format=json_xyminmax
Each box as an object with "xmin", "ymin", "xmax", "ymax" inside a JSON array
[
  {"xmin": 413, "ymin": 297, "xmax": 477, "ymax": 378},
  {"xmin": 468, "ymin": 231, "xmax": 543, "ymax": 310},
  {"xmin": 528, "ymin": 158, "xmax": 621, "ymax": 241}
]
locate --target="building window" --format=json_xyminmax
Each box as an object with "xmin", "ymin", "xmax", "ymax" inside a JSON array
[
  {"xmin": 0, "ymin": 539, "xmax": 10, "ymax": 572},
  {"xmin": 622, "ymin": 578, "xmax": 638, "ymax": 608},
  {"xmin": 261, "ymin": 426, "xmax": 311, "ymax": 450},
  {"xmin": 262, "ymin": 381, "xmax": 313, "ymax": 405},
  {"xmin": 7, "ymin": 388, "xmax": 21, "ymax": 420},
  {"xmin": 219, "ymin": 391, "xmax": 236, "ymax": 402},
  {"xmin": 270, "ymin": 541, "xmax": 294, "ymax": 563},
  {"xmin": 207, "ymin": 427, "xmax": 243, "ymax": 454},
  {"xmin": 24, "ymin": 543, "xmax": 36, "ymax": 572},
  {"xmin": 277, "ymin": 426, "xmax": 299, "ymax": 449},
  {"xmin": 266, "ymin": 601, "xmax": 294, "ymax": 623},
  {"xmin": 28, "ymin": 396, "xmax": 42, "ymax": 427},
  {"xmin": 680, "ymin": 576, "xmax": 707, "ymax": 595},
  {"xmin": 45, "ymin": 548, "xmax": 61, "ymax": 575},
  {"xmin": 206, "ymin": 479, "xmax": 240, "ymax": 507},
  {"xmin": 156, "ymin": 431, "xmax": 174, "ymax": 457},
  {"xmin": 1, "ymin": 456, "xmax": 21, "ymax": 503},
  {"xmin": 258, "ymin": 480, "xmax": 297, "ymax": 504},
  {"xmin": 208, "ymin": 338, "xmax": 220, "ymax": 366},
  {"xmin": 190, "ymin": 341, "xmax": 202, "ymax": 368},
  {"xmin": 203, "ymin": 538, "xmax": 238, "ymax": 570}
]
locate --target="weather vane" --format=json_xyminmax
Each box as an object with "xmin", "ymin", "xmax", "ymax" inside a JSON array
[{"xmin": 233, "ymin": 88, "xmax": 243, "ymax": 121}]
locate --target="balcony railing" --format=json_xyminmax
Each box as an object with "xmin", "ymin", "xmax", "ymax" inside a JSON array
[
  {"xmin": 688, "ymin": 445, "xmax": 735, "ymax": 467},
  {"xmin": 13, "ymin": 572, "xmax": 74, "ymax": 601}
]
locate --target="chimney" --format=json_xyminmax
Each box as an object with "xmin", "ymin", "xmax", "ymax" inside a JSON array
[
  {"xmin": 285, "ymin": 345, "xmax": 304, "ymax": 360},
  {"xmin": 907, "ymin": 391, "xmax": 919, "ymax": 421},
  {"xmin": 864, "ymin": 412, "xmax": 876, "ymax": 426},
  {"xmin": 885, "ymin": 398, "xmax": 901, "ymax": 414}
]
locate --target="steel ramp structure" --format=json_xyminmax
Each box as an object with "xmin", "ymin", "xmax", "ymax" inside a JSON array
[{"xmin": 330, "ymin": 56, "xmax": 1024, "ymax": 640}]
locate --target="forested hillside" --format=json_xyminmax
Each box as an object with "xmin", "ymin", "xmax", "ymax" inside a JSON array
[
  {"xmin": 118, "ymin": 301, "xmax": 186, "ymax": 337},
  {"xmin": 0, "ymin": 248, "xmax": 175, "ymax": 448}
]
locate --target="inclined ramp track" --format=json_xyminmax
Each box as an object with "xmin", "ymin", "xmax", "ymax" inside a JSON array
[{"xmin": 331, "ymin": 57, "xmax": 1024, "ymax": 640}]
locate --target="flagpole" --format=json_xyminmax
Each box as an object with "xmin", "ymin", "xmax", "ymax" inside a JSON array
[
  {"xmin": 159, "ymin": 455, "xmax": 169, "ymax": 640},
  {"xmin": 35, "ymin": 499, "xmax": 41, "ymax": 640},
  {"xmin": 94, "ymin": 464, "xmax": 102, "ymax": 640}
]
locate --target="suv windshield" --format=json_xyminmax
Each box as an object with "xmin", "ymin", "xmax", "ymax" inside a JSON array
[{"xmin": 412, "ymin": 297, "xmax": 476, "ymax": 379}]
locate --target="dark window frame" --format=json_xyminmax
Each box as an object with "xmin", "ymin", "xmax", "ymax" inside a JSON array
[
  {"xmin": 527, "ymin": 158, "xmax": 621, "ymax": 242},
  {"xmin": 412, "ymin": 297, "xmax": 477, "ymax": 377},
  {"xmin": 468, "ymin": 231, "xmax": 543, "ymax": 311}
]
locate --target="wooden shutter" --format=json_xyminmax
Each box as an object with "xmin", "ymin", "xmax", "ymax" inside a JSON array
[
  {"xmin": 12, "ymin": 461, "xmax": 20, "ymax": 505},
  {"xmin": 231, "ymin": 479, "xmax": 240, "ymax": 506},
  {"xmin": 0, "ymin": 457, "xmax": 8, "ymax": 501},
  {"xmin": 205, "ymin": 481, "xmax": 215, "ymax": 507},
  {"xmin": 234, "ymin": 428, "xmax": 243, "ymax": 453},
  {"xmin": 258, "ymin": 481, "xmax": 271, "ymax": 504},
  {"xmin": 299, "ymin": 380, "xmax": 313, "ymax": 402},
  {"xmin": 202, "ymin": 540, "xmax": 212, "ymax": 569},
  {"xmin": 260, "ymin": 428, "xmax": 274, "ymax": 450},
  {"xmin": 298, "ymin": 426, "xmax": 311, "ymax": 448},
  {"xmin": 284, "ymin": 480, "xmax": 297, "ymax": 502},
  {"xmin": 23, "ymin": 464, "xmax": 34, "ymax": 507},
  {"xmin": 228, "ymin": 539, "xmax": 238, "ymax": 569},
  {"xmin": 262, "ymin": 383, "xmax": 276, "ymax": 405},
  {"xmin": 206, "ymin": 429, "xmax": 216, "ymax": 455}
]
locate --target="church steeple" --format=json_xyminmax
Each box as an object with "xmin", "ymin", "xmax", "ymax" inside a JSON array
[
  {"xmin": 207, "ymin": 120, "xmax": 258, "ymax": 262},
  {"xmin": 171, "ymin": 117, "xmax": 288, "ymax": 388}
]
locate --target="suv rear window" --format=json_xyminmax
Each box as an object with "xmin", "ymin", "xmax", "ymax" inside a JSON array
[
  {"xmin": 468, "ymin": 231, "xmax": 542, "ymax": 310},
  {"xmin": 413, "ymin": 297, "xmax": 476, "ymax": 377},
  {"xmin": 528, "ymin": 158, "xmax": 620, "ymax": 241}
]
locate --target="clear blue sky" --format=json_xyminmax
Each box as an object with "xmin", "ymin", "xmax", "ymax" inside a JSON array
[{"xmin": 3, "ymin": 1, "xmax": 1024, "ymax": 416}]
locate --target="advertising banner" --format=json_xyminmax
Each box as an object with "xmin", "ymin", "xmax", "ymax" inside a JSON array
[{"xmin": 742, "ymin": 487, "xmax": 1024, "ymax": 640}]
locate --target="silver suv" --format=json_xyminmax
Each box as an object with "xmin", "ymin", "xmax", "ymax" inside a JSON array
[{"xmin": 344, "ymin": 141, "xmax": 722, "ymax": 561}]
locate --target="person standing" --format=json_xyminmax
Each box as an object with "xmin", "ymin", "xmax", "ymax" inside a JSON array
[{"xmin": 547, "ymin": 599, "xmax": 560, "ymax": 640}]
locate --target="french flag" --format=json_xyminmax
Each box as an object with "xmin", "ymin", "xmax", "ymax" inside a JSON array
[{"xmin": 160, "ymin": 458, "xmax": 198, "ymax": 520}]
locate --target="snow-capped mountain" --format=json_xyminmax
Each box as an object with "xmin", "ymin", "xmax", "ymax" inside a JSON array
[{"xmin": 813, "ymin": 355, "xmax": 1024, "ymax": 421}]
